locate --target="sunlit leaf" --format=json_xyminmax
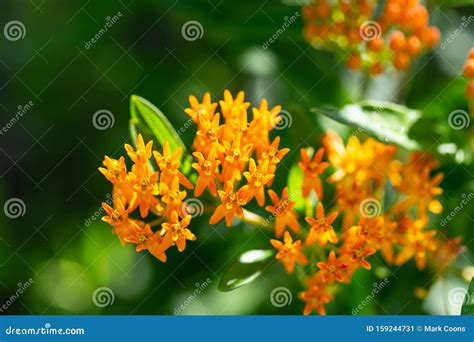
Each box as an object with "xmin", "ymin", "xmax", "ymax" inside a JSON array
[
  {"xmin": 312, "ymin": 100, "xmax": 422, "ymax": 150},
  {"xmin": 218, "ymin": 249, "xmax": 275, "ymax": 292},
  {"xmin": 287, "ymin": 163, "xmax": 305, "ymax": 212},
  {"xmin": 129, "ymin": 95, "xmax": 192, "ymax": 174}
]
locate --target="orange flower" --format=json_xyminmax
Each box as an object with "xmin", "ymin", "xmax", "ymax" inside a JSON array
[
  {"xmin": 124, "ymin": 133, "xmax": 153, "ymax": 165},
  {"xmin": 395, "ymin": 225, "xmax": 437, "ymax": 270},
  {"xmin": 394, "ymin": 166, "xmax": 443, "ymax": 221},
  {"xmin": 209, "ymin": 181, "xmax": 248, "ymax": 227},
  {"xmin": 299, "ymin": 147, "xmax": 329, "ymax": 199},
  {"xmin": 316, "ymin": 250, "xmax": 348, "ymax": 283},
  {"xmin": 305, "ymin": 202, "xmax": 339, "ymax": 246},
  {"xmin": 162, "ymin": 211, "xmax": 196, "ymax": 252},
  {"xmin": 184, "ymin": 92, "xmax": 217, "ymax": 122},
  {"xmin": 128, "ymin": 166, "xmax": 160, "ymax": 218},
  {"xmin": 99, "ymin": 156, "xmax": 127, "ymax": 184},
  {"xmin": 221, "ymin": 133, "xmax": 253, "ymax": 182},
  {"xmin": 342, "ymin": 241, "xmax": 377, "ymax": 270},
  {"xmin": 101, "ymin": 199, "xmax": 129, "ymax": 228},
  {"xmin": 192, "ymin": 151, "xmax": 221, "ymax": 196},
  {"xmin": 299, "ymin": 278, "xmax": 333, "ymax": 315},
  {"xmin": 270, "ymin": 231, "xmax": 308, "ymax": 273},
  {"xmin": 265, "ymin": 188, "xmax": 301, "ymax": 237},
  {"xmin": 242, "ymin": 158, "xmax": 275, "ymax": 206},
  {"xmin": 153, "ymin": 141, "xmax": 193, "ymax": 189}
]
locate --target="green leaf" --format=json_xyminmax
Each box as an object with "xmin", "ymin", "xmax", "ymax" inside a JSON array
[
  {"xmin": 312, "ymin": 100, "xmax": 422, "ymax": 151},
  {"xmin": 129, "ymin": 95, "xmax": 192, "ymax": 174},
  {"xmin": 287, "ymin": 162, "xmax": 305, "ymax": 212},
  {"xmin": 218, "ymin": 249, "xmax": 275, "ymax": 292},
  {"xmin": 432, "ymin": 0, "xmax": 474, "ymax": 7},
  {"xmin": 461, "ymin": 277, "xmax": 474, "ymax": 315}
]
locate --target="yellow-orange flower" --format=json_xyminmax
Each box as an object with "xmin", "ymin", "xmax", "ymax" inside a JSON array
[
  {"xmin": 209, "ymin": 181, "xmax": 248, "ymax": 227},
  {"xmin": 270, "ymin": 231, "xmax": 308, "ymax": 273},
  {"xmin": 305, "ymin": 202, "xmax": 339, "ymax": 246},
  {"xmin": 192, "ymin": 150, "xmax": 221, "ymax": 196},
  {"xmin": 316, "ymin": 250, "xmax": 348, "ymax": 283},
  {"xmin": 162, "ymin": 211, "xmax": 196, "ymax": 252},
  {"xmin": 266, "ymin": 188, "xmax": 301, "ymax": 237},
  {"xmin": 299, "ymin": 147, "xmax": 329, "ymax": 199},
  {"xmin": 395, "ymin": 225, "xmax": 437, "ymax": 270},
  {"xmin": 242, "ymin": 158, "xmax": 275, "ymax": 206},
  {"xmin": 299, "ymin": 277, "xmax": 333, "ymax": 315}
]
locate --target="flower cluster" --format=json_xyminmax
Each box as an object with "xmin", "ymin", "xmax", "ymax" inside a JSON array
[
  {"xmin": 100, "ymin": 90, "xmax": 290, "ymax": 261},
  {"xmin": 185, "ymin": 90, "xmax": 289, "ymax": 226},
  {"xmin": 302, "ymin": 0, "xmax": 440, "ymax": 74},
  {"xmin": 464, "ymin": 48, "xmax": 474, "ymax": 114},
  {"xmin": 99, "ymin": 134, "xmax": 195, "ymax": 262},
  {"xmin": 269, "ymin": 131, "xmax": 462, "ymax": 315}
]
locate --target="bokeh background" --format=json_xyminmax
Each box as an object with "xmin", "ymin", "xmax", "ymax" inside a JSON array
[{"xmin": 0, "ymin": 0, "xmax": 473, "ymax": 315}]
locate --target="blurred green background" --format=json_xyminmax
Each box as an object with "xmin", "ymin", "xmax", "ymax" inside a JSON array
[{"xmin": 0, "ymin": 0, "xmax": 473, "ymax": 315}]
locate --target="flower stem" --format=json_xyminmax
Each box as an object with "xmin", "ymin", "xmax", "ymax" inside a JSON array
[{"xmin": 242, "ymin": 208, "xmax": 274, "ymax": 231}]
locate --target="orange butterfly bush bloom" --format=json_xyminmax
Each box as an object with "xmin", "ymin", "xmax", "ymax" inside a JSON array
[
  {"xmin": 302, "ymin": 0, "xmax": 440, "ymax": 73},
  {"xmin": 395, "ymin": 224, "xmax": 437, "ymax": 270},
  {"xmin": 299, "ymin": 277, "xmax": 334, "ymax": 315},
  {"xmin": 265, "ymin": 188, "xmax": 301, "ymax": 237},
  {"xmin": 192, "ymin": 151, "xmax": 221, "ymax": 197},
  {"xmin": 161, "ymin": 211, "xmax": 196, "ymax": 252},
  {"xmin": 209, "ymin": 181, "xmax": 248, "ymax": 227},
  {"xmin": 305, "ymin": 202, "xmax": 339, "ymax": 246},
  {"xmin": 184, "ymin": 90, "xmax": 290, "ymax": 227},
  {"xmin": 99, "ymin": 92, "xmax": 461, "ymax": 315},
  {"xmin": 316, "ymin": 250, "xmax": 348, "ymax": 283},
  {"xmin": 100, "ymin": 133, "xmax": 194, "ymax": 262},
  {"xmin": 270, "ymin": 231, "xmax": 308, "ymax": 273},
  {"xmin": 299, "ymin": 147, "xmax": 329, "ymax": 199},
  {"xmin": 242, "ymin": 159, "xmax": 275, "ymax": 206}
]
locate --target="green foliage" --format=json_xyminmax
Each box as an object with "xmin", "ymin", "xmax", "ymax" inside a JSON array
[
  {"xmin": 312, "ymin": 100, "xmax": 422, "ymax": 150},
  {"xmin": 218, "ymin": 250, "xmax": 275, "ymax": 292},
  {"xmin": 461, "ymin": 277, "xmax": 474, "ymax": 315},
  {"xmin": 129, "ymin": 95, "xmax": 192, "ymax": 174}
]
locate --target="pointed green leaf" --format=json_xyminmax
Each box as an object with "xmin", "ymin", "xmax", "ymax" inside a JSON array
[
  {"xmin": 312, "ymin": 100, "xmax": 422, "ymax": 150},
  {"xmin": 129, "ymin": 95, "xmax": 192, "ymax": 174},
  {"xmin": 461, "ymin": 277, "xmax": 474, "ymax": 315},
  {"xmin": 218, "ymin": 249, "xmax": 275, "ymax": 292}
]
